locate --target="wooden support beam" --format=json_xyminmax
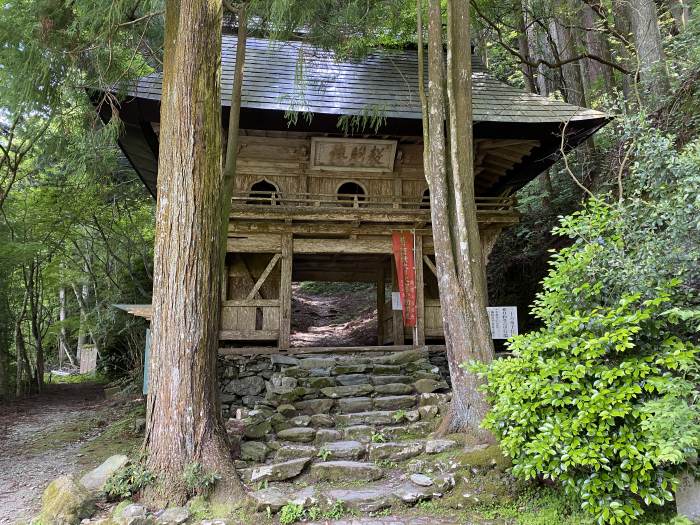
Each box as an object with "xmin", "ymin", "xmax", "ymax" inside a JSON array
[
  {"xmin": 414, "ymin": 235, "xmax": 425, "ymax": 346},
  {"xmin": 390, "ymin": 259, "xmax": 404, "ymax": 345},
  {"xmin": 279, "ymin": 233, "xmax": 293, "ymax": 349},
  {"xmin": 222, "ymin": 299, "xmax": 279, "ymax": 307},
  {"xmin": 423, "ymin": 255, "xmax": 438, "ymax": 278},
  {"xmin": 294, "ymin": 238, "xmax": 393, "ymax": 254},
  {"xmin": 376, "ymin": 263, "xmax": 385, "ymax": 345},
  {"xmin": 219, "ymin": 330, "xmax": 279, "ymax": 341},
  {"xmin": 246, "ymin": 253, "xmax": 281, "ymax": 300}
]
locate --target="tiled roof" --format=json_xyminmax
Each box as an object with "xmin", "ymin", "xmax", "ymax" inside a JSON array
[{"xmin": 130, "ymin": 36, "xmax": 606, "ymax": 124}]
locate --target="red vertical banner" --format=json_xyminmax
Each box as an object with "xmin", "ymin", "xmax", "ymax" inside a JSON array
[{"xmin": 391, "ymin": 231, "xmax": 417, "ymax": 327}]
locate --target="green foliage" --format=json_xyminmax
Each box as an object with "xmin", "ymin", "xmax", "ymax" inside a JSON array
[
  {"xmin": 371, "ymin": 431, "xmax": 387, "ymax": 443},
  {"xmin": 393, "ymin": 409, "xmax": 407, "ymax": 422},
  {"xmin": 278, "ymin": 503, "xmax": 305, "ymax": 525},
  {"xmin": 317, "ymin": 446, "xmax": 332, "ymax": 461},
  {"xmin": 182, "ymin": 462, "xmax": 220, "ymax": 497},
  {"xmin": 474, "ymin": 288, "xmax": 700, "ymax": 523},
  {"xmin": 104, "ymin": 462, "xmax": 154, "ymax": 500}
]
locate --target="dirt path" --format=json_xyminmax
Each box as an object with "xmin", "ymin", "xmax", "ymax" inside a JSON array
[
  {"xmin": 0, "ymin": 383, "xmax": 109, "ymax": 524},
  {"xmin": 290, "ymin": 283, "xmax": 379, "ymax": 347}
]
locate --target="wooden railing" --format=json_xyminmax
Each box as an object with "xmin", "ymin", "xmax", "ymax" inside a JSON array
[{"xmin": 232, "ymin": 191, "xmax": 516, "ymax": 212}]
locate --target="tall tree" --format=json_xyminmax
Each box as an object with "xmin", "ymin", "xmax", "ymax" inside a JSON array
[
  {"xmin": 144, "ymin": 0, "xmax": 242, "ymax": 505},
  {"xmin": 581, "ymin": 1, "xmax": 613, "ymax": 93},
  {"xmin": 419, "ymin": 0, "xmax": 495, "ymax": 440},
  {"xmin": 627, "ymin": 0, "xmax": 670, "ymax": 101}
]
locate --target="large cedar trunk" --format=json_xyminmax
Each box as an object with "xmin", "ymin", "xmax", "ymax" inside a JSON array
[
  {"xmin": 581, "ymin": 2, "xmax": 613, "ymax": 92},
  {"xmin": 144, "ymin": 0, "xmax": 242, "ymax": 506},
  {"xmin": 419, "ymin": 0, "xmax": 495, "ymax": 441},
  {"xmin": 627, "ymin": 0, "xmax": 670, "ymax": 101}
]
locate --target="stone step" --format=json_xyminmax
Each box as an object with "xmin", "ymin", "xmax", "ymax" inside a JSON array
[
  {"xmin": 249, "ymin": 472, "xmax": 456, "ymax": 517},
  {"xmin": 239, "ymin": 457, "xmax": 311, "ymax": 483},
  {"xmin": 368, "ymin": 441, "xmax": 424, "ymax": 462},
  {"xmin": 310, "ymin": 460, "xmax": 383, "ymax": 482},
  {"xmin": 335, "ymin": 410, "xmax": 396, "ymax": 427},
  {"xmin": 317, "ymin": 440, "xmax": 366, "ymax": 460}
]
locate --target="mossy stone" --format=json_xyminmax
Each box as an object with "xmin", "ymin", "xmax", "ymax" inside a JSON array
[
  {"xmin": 454, "ymin": 444, "xmax": 511, "ymax": 472},
  {"xmin": 39, "ymin": 475, "xmax": 96, "ymax": 525}
]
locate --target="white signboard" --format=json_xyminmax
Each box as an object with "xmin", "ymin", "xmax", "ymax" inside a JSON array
[
  {"xmin": 487, "ymin": 307, "xmax": 518, "ymax": 339},
  {"xmin": 391, "ymin": 292, "xmax": 402, "ymax": 311}
]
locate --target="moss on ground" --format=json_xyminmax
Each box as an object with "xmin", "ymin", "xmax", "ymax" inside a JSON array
[
  {"xmin": 24, "ymin": 416, "xmax": 101, "ymax": 454},
  {"xmin": 77, "ymin": 404, "xmax": 145, "ymax": 470}
]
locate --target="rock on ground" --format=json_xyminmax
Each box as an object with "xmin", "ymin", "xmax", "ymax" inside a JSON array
[{"xmin": 79, "ymin": 455, "xmax": 129, "ymax": 492}]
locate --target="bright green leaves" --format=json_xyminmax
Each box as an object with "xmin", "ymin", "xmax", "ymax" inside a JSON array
[{"xmin": 471, "ymin": 288, "xmax": 700, "ymax": 524}]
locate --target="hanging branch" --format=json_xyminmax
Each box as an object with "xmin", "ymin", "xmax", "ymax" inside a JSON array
[{"xmin": 471, "ymin": 0, "xmax": 631, "ymax": 75}]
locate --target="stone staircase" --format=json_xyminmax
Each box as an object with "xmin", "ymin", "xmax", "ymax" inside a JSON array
[{"xmin": 219, "ymin": 348, "xmax": 475, "ymax": 516}]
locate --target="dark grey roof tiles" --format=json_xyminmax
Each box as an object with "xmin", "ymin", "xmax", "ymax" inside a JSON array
[{"xmin": 130, "ymin": 35, "xmax": 605, "ymax": 124}]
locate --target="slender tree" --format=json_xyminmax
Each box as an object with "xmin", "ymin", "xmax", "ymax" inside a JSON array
[
  {"xmin": 419, "ymin": 0, "xmax": 495, "ymax": 440},
  {"xmin": 144, "ymin": 0, "xmax": 243, "ymax": 506}
]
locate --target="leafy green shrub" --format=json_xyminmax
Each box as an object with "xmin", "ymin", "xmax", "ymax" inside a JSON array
[
  {"xmin": 279, "ymin": 503, "xmax": 305, "ymax": 524},
  {"xmin": 104, "ymin": 463, "xmax": 154, "ymax": 500},
  {"xmin": 473, "ymin": 284, "xmax": 700, "ymax": 523},
  {"xmin": 182, "ymin": 462, "xmax": 220, "ymax": 497}
]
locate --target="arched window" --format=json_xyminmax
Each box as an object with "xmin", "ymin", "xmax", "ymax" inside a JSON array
[
  {"xmin": 336, "ymin": 181, "xmax": 367, "ymax": 207},
  {"xmin": 420, "ymin": 188, "xmax": 430, "ymax": 209},
  {"xmin": 248, "ymin": 179, "xmax": 279, "ymax": 205}
]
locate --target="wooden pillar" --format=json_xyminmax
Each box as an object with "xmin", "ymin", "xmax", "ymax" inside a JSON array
[
  {"xmin": 279, "ymin": 233, "xmax": 293, "ymax": 349},
  {"xmin": 376, "ymin": 262, "xmax": 385, "ymax": 345},
  {"xmin": 413, "ymin": 234, "xmax": 425, "ymax": 346},
  {"xmin": 390, "ymin": 258, "xmax": 404, "ymax": 345}
]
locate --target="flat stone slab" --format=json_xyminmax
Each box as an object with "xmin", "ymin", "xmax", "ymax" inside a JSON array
[
  {"xmin": 275, "ymin": 444, "xmax": 317, "ymax": 461},
  {"xmin": 374, "ymin": 383, "xmax": 414, "ymax": 395},
  {"xmin": 310, "ymin": 413, "xmax": 335, "ymax": 428},
  {"xmin": 373, "ymin": 349, "xmax": 426, "ymax": 366},
  {"xmin": 414, "ymin": 379, "xmax": 449, "ymax": 394},
  {"xmin": 321, "ymin": 384, "xmax": 374, "ymax": 399},
  {"xmin": 294, "ymin": 398, "xmax": 335, "ymax": 415},
  {"xmin": 338, "ymin": 397, "xmax": 373, "ymax": 414},
  {"xmin": 315, "ymin": 429, "xmax": 343, "ymax": 444},
  {"xmin": 368, "ymin": 441, "xmax": 424, "ymax": 462},
  {"xmin": 373, "ymin": 395, "xmax": 416, "ymax": 411},
  {"xmin": 335, "ymin": 411, "xmax": 395, "ymax": 427},
  {"xmin": 320, "ymin": 440, "xmax": 366, "ymax": 460},
  {"xmin": 277, "ymin": 427, "xmax": 316, "ymax": 443},
  {"xmin": 333, "ymin": 364, "xmax": 368, "ymax": 375},
  {"xmin": 336, "ymin": 374, "xmax": 372, "ymax": 386},
  {"xmin": 310, "ymin": 461, "xmax": 383, "ymax": 482},
  {"xmin": 410, "ymin": 474, "xmax": 433, "ymax": 487},
  {"xmin": 249, "ymin": 486, "xmax": 291, "ymax": 511},
  {"xmin": 322, "ymin": 486, "xmax": 394, "ymax": 512},
  {"xmin": 393, "ymin": 482, "xmax": 436, "ymax": 504},
  {"xmin": 343, "ymin": 425, "xmax": 375, "ymax": 443},
  {"xmin": 371, "ymin": 375, "xmax": 413, "ymax": 385},
  {"xmin": 425, "ymin": 439, "xmax": 458, "ymax": 454},
  {"xmin": 250, "ymin": 457, "xmax": 311, "ymax": 482}
]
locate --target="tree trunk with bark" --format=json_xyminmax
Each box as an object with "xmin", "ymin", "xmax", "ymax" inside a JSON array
[
  {"xmin": 418, "ymin": 0, "xmax": 495, "ymax": 441},
  {"xmin": 143, "ymin": 0, "xmax": 242, "ymax": 507},
  {"xmin": 58, "ymin": 287, "xmax": 75, "ymax": 367},
  {"xmin": 581, "ymin": 2, "xmax": 613, "ymax": 92},
  {"xmin": 27, "ymin": 259, "xmax": 44, "ymax": 392},
  {"xmin": 627, "ymin": 0, "xmax": 670, "ymax": 101},
  {"xmin": 668, "ymin": 0, "xmax": 691, "ymax": 32},
  {"xmin": 553, "ymin": 2, "xmax": 588, "ymax": 108},
  {"xmin": 612, "ymin": 0, "xmax": 635, "ymax": 100},
  {"xmin": 0, "ymin": 281, "xmax": 11, "ymax": 401}
]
